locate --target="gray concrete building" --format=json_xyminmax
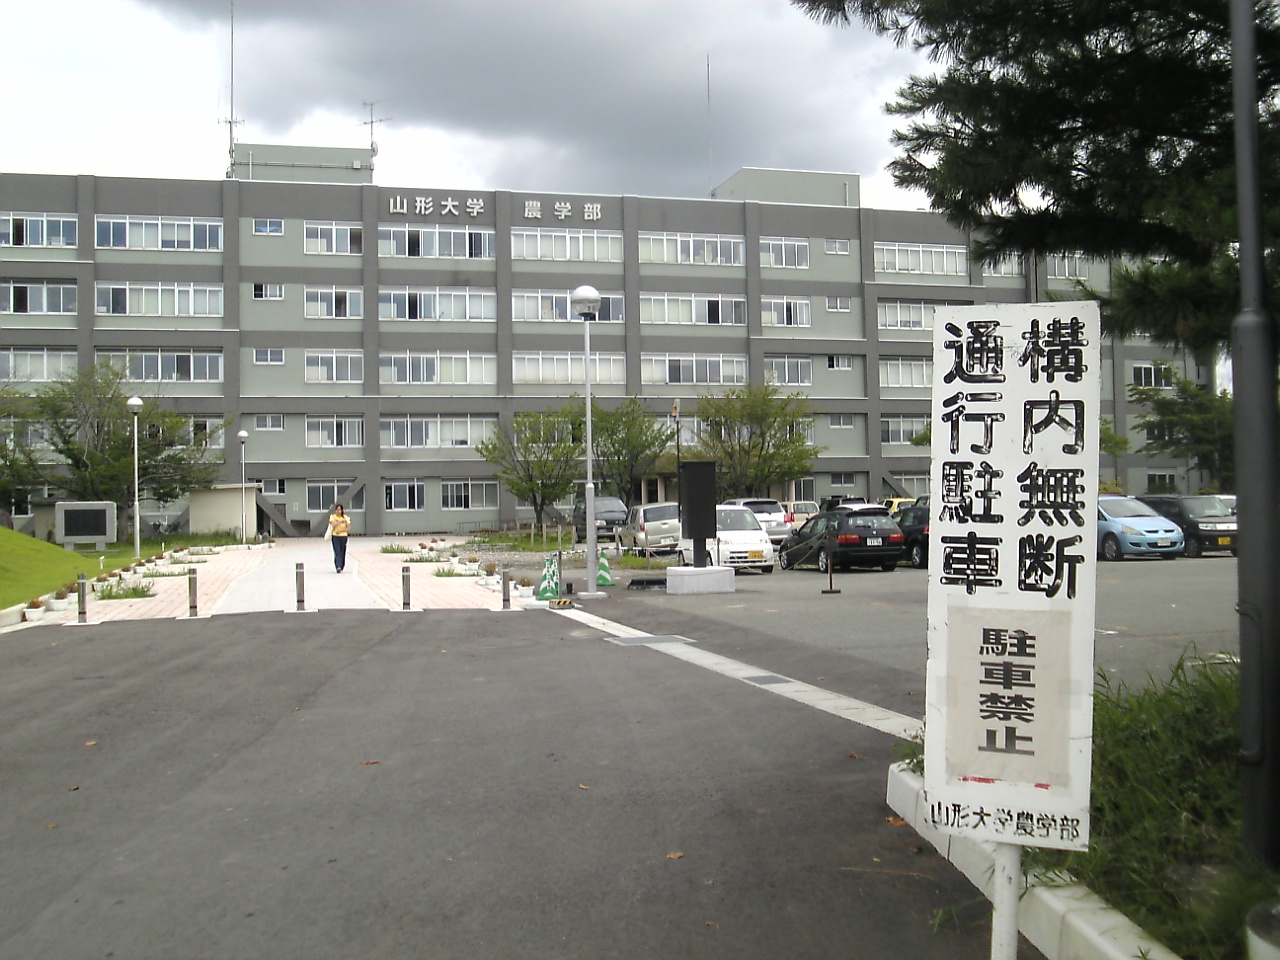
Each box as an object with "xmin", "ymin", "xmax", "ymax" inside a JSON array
[{"xmin": 1, "ymin": 149, "xmax": 1206, "ymax": 536}]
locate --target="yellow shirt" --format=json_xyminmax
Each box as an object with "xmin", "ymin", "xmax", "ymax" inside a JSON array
[{"xmin": 328, "ymin": 513, "xmax": 351, "ymax": 537}]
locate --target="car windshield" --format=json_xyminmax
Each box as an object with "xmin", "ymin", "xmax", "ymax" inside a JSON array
[
  {"xmin": 644, "ymin": 504, "xmax": 679, "ymax": 522},
  {"xmin": 596, "ymin": 498, "xmax": 627, "ymax": 513},
  {"xmin": 743, "ymin": 501, "xmax": 782, "ymax": 514},
  {"xmin": 717, "ymin": 509, "xmax": 762, "ymax": 532},
  {"xmin": 1183, "ymin": 496, "xmax": 1232, "ymax": 519},
  {"xmin": 1102, "ymin": 498, "xmax": 1160, "ymax": 519},
  {"xmin": 839, "ymin": 515, "xmax": 898, "ymax": 533},
  {"xmin": 792, "ymin": 502, "xmax": 817, "ymax": 513}
]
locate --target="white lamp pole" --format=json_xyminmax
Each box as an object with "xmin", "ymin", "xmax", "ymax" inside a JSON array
[
  {"xmin": 237, "ymin": 429, "xmax": 249, "ymax": 543},
  {"xmin": 572, "ymin": 285, "xmax": 604, "ymax": 598},
  {"xmin": 126, "ymin": 396, "xmax": 143, "ymax": 560}
]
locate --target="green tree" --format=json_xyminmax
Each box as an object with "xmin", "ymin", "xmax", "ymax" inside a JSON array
[
  {"xmin": 794, "ymin": 0, "xmax": 1280, "ymax": 357},
  {"xmin": 1100, "ymin": 417, "xmax": 1131, "ymax": 460},
  {"xmin": 476, "ymin": 402, "xmax": 583, "ymax": 530},
  {"xmin": 0, "ymin": 363, "xmax": 222, "ymax": 516},
  {"xmin": 691, "ymin": 383, "xmax": 821, "ymax": 500},
  {"xmin": 591, "ymin": 398, "xmax": 675, "ymax": 508},
  {"xmin": 1130, "ymin": 368, "xmax": 1234, "ymax": 491}
]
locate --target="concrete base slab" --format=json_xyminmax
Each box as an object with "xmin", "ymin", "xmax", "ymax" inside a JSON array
[{"xmin": 666, "ymin": 565, "xmax": 735, "ymax": 595}]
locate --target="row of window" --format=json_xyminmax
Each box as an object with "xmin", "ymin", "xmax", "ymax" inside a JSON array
[{"xmin": 294, "ymin": 478, "xmax": 498, "ymax": 512}]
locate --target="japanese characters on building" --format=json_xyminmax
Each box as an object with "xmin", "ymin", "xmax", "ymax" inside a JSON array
[
  {"xmin": 923, "ymin": 301, "xmax": 1100, "ymax": 851},
  {"xmin": 383, "ymin": 192, "xmax": 607, "ymax": 223}
]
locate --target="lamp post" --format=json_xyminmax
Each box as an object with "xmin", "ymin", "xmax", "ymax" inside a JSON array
[
  {"xmin": 671, "ymin": 399, "xmax": 682, "ymax": 491},
  {"xmin": 572, "ymin": 284, "xmax": 605, "ymax": 598},
  {"xmin": 237, "ymin": 429, "xmax": 249, "ymax": 543},
  {"xmin": 126, "ymin": 396, "xmax": 143, "ymax": 561}
]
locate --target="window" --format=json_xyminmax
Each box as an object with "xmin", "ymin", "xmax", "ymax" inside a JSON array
[
  {"xmin": 512, "ymin": 352, "xmax": 626, "ymax": 385},
  {"xmin": 385, "ymin": 480, "xmax": 427, "ymax": 511},
  {"xmin": 983, "ymin": 256, "xmax": 1023, "ymax": 277},
  {"xmin": 304, "ymin": 350, "xmax": 363, "ymax": 383},
  {"xmin": 830, "ymin": 413, "xmax": 857, "ymax": 428},
  {"xmin": 637, "ymin": 232, "xmax": 745, "ymax": 265},
  {"xmin": 1, "ymin": 212, "xmax": 77, "ymax": 247},
  {"xmin": 305, "ymin": 415, "xmax": 364, "ymax": 448},
  {"xmin": 253, "ymin": 349, "xmax": 284, "ymax": 365},
  {"xmin": 0, "ymin": 281, "xmax": 77, "ymax": 314},
  {"xmin": 639, "ymin": 293, "xmax": 746, "ymax": 325},
  {"xmin": 252, "ymin": 283, "xmax": 284, "ymax": 300},
  {"xmin": 97, "ymin": 349, "xmax": 222, "ymax": 382},
  {"xmin": 760, "ymin": 237, "xmax": 810, "ymax": 268},
  {"xmin": 881, "ymin": 414, "xmax": 929, "ymax": 444},
  {"xmin": 831, "ymin": 473, "xmax": 861, "ymax": 487},
  {"xmin": 879, "ymin": 356, "xmax": 933, "ymax": 388},
  {"xmin": 252, "ymin": 219, "xmax": 284, "ymax": 236},
  {"xmin": 828, "ymin": 355, "xmax": 854, "ymax": 369},
  {"xmin": 379, "ymin": 223, "xmax": 497, "ymax": 259},
  {"xmin": 1047, "ymin": 252, "xmax": 1089, "ymax": 280},
  {"xmin": 304, "ymin": 221, "xmax": 362, "ymax": 255},
  {"xmin": 765, "ymin": 355, "xmax": 812, "ymax": 385},
  {"xmin": 789, "ymin": 420, "xmax": 817, "ymax": 444},
  {"xmin": 94, "ymin": 282, "xmax": 223, "ymax": 317},
  {"xmin": 441, "ymin": 479, "xmax": 499, "ymax": 510},
  {"xmin": 824, "ymin": 238, "xmax": 850, "ymax": 255},
  {"xmin": 380, "ymin": 414, "xmax": 497, "ymax": 448},
  {"xmin": 1146, "ymin": 473, "xmax": 1178, "ymax": 493},
  {"xmin": 761, "ymin": 297, "xmax": 811, "ymax": 327},
  {"xmin": 378, "ymin": 286, "xmax": 496, "ymax": 321},
  {"xmin": 873, "ymin": 242, "xmax": 967, "ymax": 276},
  {"xmin": 878, "ymin": 299, "xmax": 961, "ymax": 331},
  {"xmin": 305, "ymin": 286, "xmax": 364, "ymax": 319},
  {"xmin": 186, "ymin": 416, "xmax": 223, "ymax": 449},
  {"xmin": 512, "ymin": 289, "xmax": 624, "ymax": 322},
  {"xmin": 379, "ymin": 351, "xmax": 497, "ymax": 385},
  {"xmin": 826, "ymin": 296, "xmax": 851, "ymax": 312},
  {"xmin": 1133, "ymin": 362, "xmax": 1174, "ymax": 388},
  {"xmin": 254, "ymin": 414, "xmax": 285, "ymax": 431},
  {"xmin": 893, "ymin": 473, "xmax": 931, "ymax": 498},
  {"xmin": 640, "ymin": 354, "xmax": 748, "ymax": 385},
  {"xmin": 0, "ymin": 348, "xmax": 77, "ymax": 382},
  {"xmin": 510, "ymin": 228, "xmax": 622, "ymax": 262},
  {"xmin": 254, "ymin": 478, "xmax": 287, "ymax": 495},
  {"xmin": 95, "ymin": 216, "xmax": 222, "ymax": 251},
  {"xmin": 306, "ymin": 479, "xmax": 365, "ymax": 512}
]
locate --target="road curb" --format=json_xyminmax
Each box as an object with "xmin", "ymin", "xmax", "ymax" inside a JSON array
[{"xmin": 886, "ymin": 763, "xmax": 1182, "ymax": 960}]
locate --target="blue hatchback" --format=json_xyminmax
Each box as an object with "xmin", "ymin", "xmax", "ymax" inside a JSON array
[{"xmin": 1097, "ymin": 496, "xmax": 1184, "ymax": 561}]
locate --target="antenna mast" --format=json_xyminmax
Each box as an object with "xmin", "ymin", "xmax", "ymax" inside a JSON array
[
  {"xmin": 362, "ymin": 100, "xmax": 391, "ymax": 158},
  {"xmin": 706, "ymin": 54, "xmax": 713, "ymax": 196},
  {"xmin": 224, "ymin": 0, "xmax": 242, "ymax": 174}
]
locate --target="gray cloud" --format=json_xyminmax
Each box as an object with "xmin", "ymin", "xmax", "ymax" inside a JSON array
[{"xmin": 143, "ymin": 0, "xmax": 924, "ymax": 199}]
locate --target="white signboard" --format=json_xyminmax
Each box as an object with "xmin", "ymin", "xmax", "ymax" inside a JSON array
[{"xmin": 923, "ymin": 300, "xmax": 1099, "ymax": 851}]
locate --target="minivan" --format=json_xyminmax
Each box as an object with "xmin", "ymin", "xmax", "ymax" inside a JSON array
[{"xmin": 618, "ymin": 501, "xmax": 681, "ymax": 553}]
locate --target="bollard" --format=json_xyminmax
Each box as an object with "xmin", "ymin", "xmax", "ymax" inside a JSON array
[
  {"xmin": 822, "ymin": 527, "xmax": 841, "ymax": 595},
  {"xmin": 295, "ymin": 562, "xmax": 305, "ymax": 611},
  {"xmin": 188, "ymin": 567, "xmax": 198, "ymax": 617},
  {"xmin": 77, "ymin": 573, "xmax": 87, "ymax": 624},
  {"xmin": 402, "ymin": 564, "xmax": 411, "ymax": 611},
  {"xmin": 501, "ymin": 563, "xmax": 511, "ymax": 610}
]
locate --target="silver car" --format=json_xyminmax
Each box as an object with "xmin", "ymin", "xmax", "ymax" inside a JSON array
[
  {"xmin": 722, "ymin": 498, "xmax": 791, "ymax": 545},
  {"xmin": 619, "ymin": 501, "xmax": 681, "ymax": 553}
]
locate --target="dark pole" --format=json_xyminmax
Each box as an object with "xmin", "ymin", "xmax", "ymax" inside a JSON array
[{"xmin": 1231, "ymin": 0, "xmax": 1280, "ymax": 867}]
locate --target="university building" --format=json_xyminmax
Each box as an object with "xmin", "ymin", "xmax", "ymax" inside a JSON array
[{"xmin": 0, "ymin": 145, "xmax": 1203, "ymax": 536}]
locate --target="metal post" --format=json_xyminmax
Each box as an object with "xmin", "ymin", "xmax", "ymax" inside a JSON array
[
  {"xmin": 822, "ymin": 526, "xmax": 841, "ymax": 594},
  {"xmin": 1232, "ymin": 0, "xmax": 1280, "ymax": 867},
  {"xmin": 990, "ymin": 842, "xmax": 1021, "ymax": 960},
  {"xmin": 132, "ymin": 409, "xmax": 141, "ymax": 561},
  {"xmin": 583, "ymin": 319, "xmax": 601, "ymax": 597},
  {"xmin": 77, "ymin": 573, "xmax": 87, "ymax": 624},
  {"xmin": 501, "ymin": 563, "xmax": 511, "ymax": 610},
  {"xmin": 295, "ymin": 562, "xmax": 305, "ymax": 612},
  {"xmin": 188, "ymin": 567, "xmax": 198, "ymax": 618},
  {"xmin": 402, "ymin": 564, "xmax": 411, "ymax": 611}
]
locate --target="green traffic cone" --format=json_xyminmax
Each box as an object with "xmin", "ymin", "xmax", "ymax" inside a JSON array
[{"xmin": 596, "ymin": 546, "xmax": 615, "ymax": 586}]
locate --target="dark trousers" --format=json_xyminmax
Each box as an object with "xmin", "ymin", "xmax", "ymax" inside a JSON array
[{"xmin": 331, "ymin": 535, "xmax": 348, "ymax": 571}]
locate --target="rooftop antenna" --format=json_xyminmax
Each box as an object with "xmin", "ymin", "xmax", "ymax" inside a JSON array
[
  {"xmin": 223, "ymin": 0, "xmax": 242, "ymax": 174},
  {"xmin": 362, "ymin": 100, "xmax": 390, "ymax": 158},
  {"xmin": 706, "ymin": 54, "xmax": 713, "ymax": 196}
]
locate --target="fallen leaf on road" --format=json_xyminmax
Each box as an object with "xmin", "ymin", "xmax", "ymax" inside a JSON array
[
  {"xmin": 68, "ymin": 786, "xmax": 79, "ymax": 791},
  {"xmin": 578, "ymin": 784, "xmax": 591, "ymax": 790},
  {"xmin": 666, "ymin": 852, "xmax": 684, "ymax": 860},
  {"xmin": 885, "ymin": 815, "xmax": 908, "ymax": 827},
  {"xmin": 84, "ymin": 741, "xmax": 97, "ymax": 747},
  {"xmin": 817, "ymin": 676, "xmax": 825, "ymax": 681},
  {"xmin": 46, "ymin": 823, "xmax": 56, "ymax": 828},
  {"xmin": 361, "ymin": 760, "xmax": 380, "ymax": 766},
  {"xmin": 847, "ymin": 752, "xmax": 864, "ymax": 759},
  {"xmin": 704, "ymin": 920, "xmax": 719, "ymax": 928}
]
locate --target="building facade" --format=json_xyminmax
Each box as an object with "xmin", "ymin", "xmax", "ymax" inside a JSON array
[{"xmin": 0, "ymin": 153, "xmax": 1206, "ymax": 536}]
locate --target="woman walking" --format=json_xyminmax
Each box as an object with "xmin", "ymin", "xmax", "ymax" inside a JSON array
[{"xmin": 327, "ymin": 504, "xmax": 351, "ymax": 573}]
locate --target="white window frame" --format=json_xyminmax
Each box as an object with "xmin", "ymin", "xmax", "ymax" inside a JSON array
[
  {"xmin": 0, "ymin": 347, "xmax": 78, "ymax": 382},
  {"xmin": 830, "ymin": 413, "xmax": 857, "ymax": 428},
  {"xmin": 636, "ymin": 232, "xmax": 745, "ymax": 265},
  {"xmin": 824, "ymin": 238, "xmax": 851, "ymax": 255},
  {"xmin": 879, "ymin": 356, "xmax": 933, "ymax": 388},
  {"xmin": 760, "ymin": 236, "xmax": 810, "ymax": 268},
  {"xmin": 881, "ymin": 414, "xmax": 929, "ymax": 444},
  {"xmin": 384, "ymin": 480, "xmax": 427, "ymax": 511},
  {"xmin": 765, "ymin": 355, "xmax": 813, "ymax": 386},
  {"xmin": 1047, "ymin": 252, "xmax": 1089, "ymax": 280},
  {"xmin": 305, "ymin": 415, "xmax": 365, "ymax": 448},
  {"xmin": 983, "ymin": 255, "xmax": 1024, "ymax": 277},
  {"xmin": 378, "ymin": 223, "xmax": 497, "ymax": 259},
  {"xmin": 826, "ymin": 296, "xmax": 851, "ymax": 312},
  {"xmin": 761, "ymin": 296, "xmax": 812, "ymax": 327},
  {"xmin": 512, "ymin": 352, "xmax": 626, "ymax": 385},
  {"xmin": 1, "ymin": 212, "xmax": 77, "ymax": 248},
  {"xmin": 252, "ymin": 219, "xmax": 284, "ymax": 236},
  {"xmin": 512, "ymin": 289, "xmax": 623, "ymax": 322},
  {"xmin": 94, "ymin": 282, "xmax": 224, "ymax": 317},
  {"xmin": 304, "ymin": 349, "xmax": 364, "ymax": 384},
  {"xmin": 95, "ymin": 216, "xmax": 223, "ymax": 251},
  {"xmin": 873, "ymin": 242, "xmax": 967, "ymax": 276},
  {"xmin": 0, "ymin": 281, "xmax": 78, "ymax": 315},
  {"xmin": 1132, "ymin": 362, "xmax": 1175, "ymax": 388},
  {"xmin": 639, "ymin": 292, "xmax": 746, "ymax": 326},
  {"xmin": 509, "ymin": 228, "xmax": 622, "ymax": 262},
  {"xmin": 306, "ymin": 479, "xmax": 365, "ymax": 512},
  {"xmin": 96, "ymin": 349, "xmax": 223, "ymax": 383},
  {"xmin": 441, "ymin": 479, "xmax": 499, "ymax": 510},
  {"xmin": 305, "ymin": 286, "xmax": 365, "ymax": 319},
  {"xmin": 253, "ymin": 348, "xmax": 284, "ymax": 365},
  {"xmin": 378, "ymin": 351, "xmax": 497, "ymax": 385},
  {"xmin": 639, "ymin": 353, "xmax": 748, "ymax": 386},
  {"xmin": 831, "ymin": 472, "xmax": 861, "ymax": 487},
  {"xmin": 254, "ymin": 414, "xmax": 285, "ymax": 431},
  {"xmin": 378, "ymin": 286, "xmax": 496, "ymax": 322},
  {"xmin": 304, "ymin": 221, "xmax": 363, "ymax": 255},
  {"xmin": 379, "ymin": 414, "xmax": 497, "ymax": 449},
  {"xmin": 828, "ymin": 354, "xmax": 854, "ymax": 369},
  {"xmin": 255, "ymin": 478, "xmax": 287, "ymax": 495},
  {"xmin": 252, "ymin": 283, "xmax": 284, "ymax": 300}
]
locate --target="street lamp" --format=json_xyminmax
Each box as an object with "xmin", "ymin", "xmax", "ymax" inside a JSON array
[
  {"xmin": 126, "ymin": 396, "xmax": 143, "ymax": 561},
  {"xmin": 237, "ymin": 429, "xmax": 249, "ymax": 543},
  {"xmin": 572, "ymin": 284, "xmax": 605, "ymax": 598},
  {"xmin": 671, "ymin": 398, "xmax": 682, "ymax": 489}
]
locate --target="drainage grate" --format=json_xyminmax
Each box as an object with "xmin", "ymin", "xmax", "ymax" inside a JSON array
[{"xmin": 626, "ymin": 577, "xmax": 667, "ymax": 591}]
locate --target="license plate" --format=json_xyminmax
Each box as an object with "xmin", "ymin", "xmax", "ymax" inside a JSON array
[
  {"xmin": 1218, "ymin": 536, "xmax": 1232, "ymax": 545},
  {"xmin": 659, "ymin": 536, "xmax": 674, "ymax": 544},
  {"xmin": 1155, "ymin": 540, "xmax": 1171, "ymax": 547},
  {"xmin": 748, "ymin": 551, "xmax": 764, "ymax": 560},
  {"xmin": 866, "ymin": 537, "xmax": 883, "ymax": 546}
]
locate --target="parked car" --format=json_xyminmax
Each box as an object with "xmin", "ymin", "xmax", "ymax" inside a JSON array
[
  {"xmin": 892, "ymin": 505, "xmax": 930, "ymax": 568},
  {"xmin": 881, "ymin": 497, "xmax": 917, "ymax": 515},
  {"xmin": 572, "ymin": 496, "xmax": 629, "ymax": 542},
  {"xmin": 818, "ymin": 495, "xmax": 868, "ymax": 513},
  {"xmin": 1096, "ymin": 496, "xmax": 1184, "ymax": 561},
  {"xmin": 722, "ymin": 498, "xmax": 791, "ymax": 544},
  {"xmin": 1135, "ymin": 494, "xmax": 1237, "ymax": 558},
  {"xmin": 781, "ymin": 500, "xmax": 819, "ymax": 529},
  {"xmin": 1218, "ymin": 494, "xmax": 1237, "ymax": 515},
  {"xmin": 778, "ymin": 509, "xmax": 905, "ymax": 573},
  {"xmin": 677, "ymin": 504, "xmax": 775, "ymax": 573},
  {"xmin": 618, "ymin": 501, "xmax": 681, "ymax": 553}
]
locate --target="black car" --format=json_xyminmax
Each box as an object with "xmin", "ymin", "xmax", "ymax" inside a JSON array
[
  {"xmin": 892, "ymin": 505, "xmax": 930, "ymax": 569},
  {"xmin": 1135, "ymin": 494, "xmax": 1237, "ymax": 558},
  {"xmin": 572, "ymin": 496, "xmax": 628, "ymax": 542},
  {"xmin": 778, "ymin": 509, "xmax": 905, "ymax": 573}
]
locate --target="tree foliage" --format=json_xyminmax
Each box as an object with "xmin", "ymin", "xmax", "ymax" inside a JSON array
[
  {"xmin": 1130, "ymin": 368, "xmax": 1234, "ymax": 491},
  {"xmin": 691, "ymin": 383, "xmax": 821, "ymax": 500},
  {"xmin": 794, "ymin": 0, "xmax": 1280, "ymax": 357},
  {"xmin": 591, "ymin": 398, "xmax": 675, "ymax": 508},
  {"xmin": 0, "ymin": 364, "xmax": 222, "ymax": 513},
  {"xmin": 476, "ymin": 402, "xmax": 583, "ymax": 529}
]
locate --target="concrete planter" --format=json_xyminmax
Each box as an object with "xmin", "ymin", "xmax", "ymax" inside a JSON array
[{"xmin": 23, "ymin": 606, "xmax": 45, "ymax": 622}]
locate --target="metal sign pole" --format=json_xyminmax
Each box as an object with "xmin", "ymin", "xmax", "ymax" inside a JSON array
[
  {"xmin": 990, "ymin": 843, "xmax": 1021, "ymax": 960},
  {"xmin": 77, "ymin": 573, "xmax": 87, "ymax": 624},
  {"xmin": 402, "ymin": 565, "xmax": 411, "ymax": 611}
]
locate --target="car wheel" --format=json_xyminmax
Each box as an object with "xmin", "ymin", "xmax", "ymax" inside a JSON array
[
  {"xmin": 909, "ymin": 543, "xmax": 926, "ymax": 569},
  {"xmin": 758, "ymin": 564, "xmax": 774, "ymax": 575},
  {"xmin": 881, "ymin": 561, "xmax": 897, "ymax": 572},
  {"xmin": 1185, "ymin": 537, "xmax": 1203, "ymax": 558},
  {"xmin": 817, "ymin": 549, "xmax": 830, "ymax": 574},
  {"xmin": 1101, "ymin": 534, "xmax": 1122, "ymax": 562},
  {"xmin": 779, "ymin": 549, "xmax": 793, "ymax": 570}
]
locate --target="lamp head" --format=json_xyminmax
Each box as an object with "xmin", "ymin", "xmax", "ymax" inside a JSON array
[
  {"xmin": 237, "ymin": 429, "xmax": 249, "ymax": 442},
  {"xmin": 126, "ymin": 396, "xmax": 143, "ymax": 414},
  {"xmin": 570, "ymin": 284, "xmax": 601, "ymax": 319}
]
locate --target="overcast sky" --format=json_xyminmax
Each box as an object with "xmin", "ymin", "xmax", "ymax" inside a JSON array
[{"xmin": 2, "ymin": 0, "xmax": 931, "ymax": 209}]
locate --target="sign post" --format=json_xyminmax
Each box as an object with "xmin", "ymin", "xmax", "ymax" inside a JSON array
[{"xmin": 923, "ymin": 301, "xmax": 1100, "ymax": 959}]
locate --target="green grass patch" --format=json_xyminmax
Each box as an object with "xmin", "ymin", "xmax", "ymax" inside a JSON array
[
  {"xmin": 94, "ymin": 579, "xmax": 156, "ymax": 600},
  {"xmin": 466, "ymin": 532, "xmax": 576, "ymax": 553},
  {"xmin": 380, "ymin": 543, "xmax": 413, "ymax": 554},
  {"xmin": 614, "ymin": 552, "xmax": 678, "ymax": 570}
]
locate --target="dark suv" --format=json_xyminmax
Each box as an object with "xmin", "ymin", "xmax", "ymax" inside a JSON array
[
  {"xmin": 572, "ymin": 496, "xmax": 628, "ymax": 542},
  {"xmin": 1136, "ymin": 494, "xmax": 1238, "ymax": 558}
]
